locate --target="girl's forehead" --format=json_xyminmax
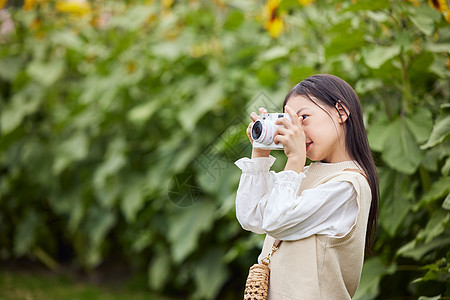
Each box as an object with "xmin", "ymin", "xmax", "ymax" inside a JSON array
[{"xmin": 286, "ymin": 95, "xmax": 325, "ymax": 111}]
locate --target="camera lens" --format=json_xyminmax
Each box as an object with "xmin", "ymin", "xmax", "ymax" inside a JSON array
[
  {"xmin": 251, "ymin": 120, "xmax": 275, "ymax": 145},
  {"xmin": 251, "ymin": 121, "xmax": 263, "ymax": 140}
]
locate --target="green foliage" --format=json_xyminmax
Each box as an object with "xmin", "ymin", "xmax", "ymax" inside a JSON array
[{"xmin": 0, "ymin": 0, "xmax": 449, "ymax": 299}]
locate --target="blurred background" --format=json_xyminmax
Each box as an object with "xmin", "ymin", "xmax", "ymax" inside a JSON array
[{"xmin": 0, "ymin": 0, "xmax": 449, "ymax": 299}]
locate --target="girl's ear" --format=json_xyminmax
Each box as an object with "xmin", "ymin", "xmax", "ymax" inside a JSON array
[{"xmin": 335, "ymin": 100, "xmax": 350, "ymax": 123}]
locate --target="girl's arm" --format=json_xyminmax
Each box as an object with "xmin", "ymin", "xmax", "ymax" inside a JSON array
[
  {"xmin": 234, "ymin": 156, "xmax": 358, "ymax": 240},
  {"xmin": 234, "ymin": 155, "xmax": 279, "ymax": 234}
]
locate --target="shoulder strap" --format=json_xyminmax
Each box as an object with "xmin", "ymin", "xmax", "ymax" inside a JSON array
[{"xmin": 344, "ymin": 168, "xmax": 368, "ymax": 182}]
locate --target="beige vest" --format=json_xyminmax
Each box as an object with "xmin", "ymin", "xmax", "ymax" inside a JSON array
[{"xmin": 258, "ymin": 161, "xmax": 372, "ymax": 300}]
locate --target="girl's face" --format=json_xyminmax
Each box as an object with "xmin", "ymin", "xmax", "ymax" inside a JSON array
[{"xmin": 286, "ymin": 95, "xmax": 351, "ymax": 163}]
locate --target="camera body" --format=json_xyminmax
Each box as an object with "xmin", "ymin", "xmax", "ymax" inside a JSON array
[{"xmin": 251, "ymin": 113, "xmax": 292, "ymax": 150}]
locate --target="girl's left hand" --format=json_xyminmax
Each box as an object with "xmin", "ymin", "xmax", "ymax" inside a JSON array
[{"xmin": 274, "ymin": 105, "xmax": 306, "ymax": 166}]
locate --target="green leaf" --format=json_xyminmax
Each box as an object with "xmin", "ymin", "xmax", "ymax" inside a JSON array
[
  {"xmin": 50, "ymin": 30, "xmax": 84, "ymax": 51},
  {"xmin": 382, "ymin": 118, "xmax": 423, "ymax": 174},
  {"xmin": 409, "ymin": 5, "xmax": 441, "ymax": 36},
  {"xmin": 379, "ymin": 169, "xmax": 414, "ymax": 236},
  {"xmin": 395, "ymin": 31, "xmax": 412, "ymax": 50},
  {"xmin": 14, "ymin": 210, "xmax": 40, "ymax": 256},
  {"xmin": 355, "ymin": 78, "xmax": 383, "ymax": 95},
  {"xmin": 121, "ymin": 178, "xmax": 145, "ymax": 223},
  {"xmin": 193, "ymin": 248, "xmax": 229, "ymax": 299},
  {"xmin": 443, "ymin": 194, "xmax": 450, "ymax": 210},
  {"xmin": 368, "ymin": 117, "xmax": 390, "ymax": 152},
  {"xmin": 410, "ymin": 51, "xmax": 434, "ymax": 76},
  {"xmin": 258, "ymin": 46, "xmax": 289, "ymax": 62},
  {"xmin": 178, "ymin": 82, "xmax": 223, "ymax": 133},
  {"xmin": 26, "ymin": 60, "xmax": 65, "ymax": 87},
  {"xmin": 53, "ymin": 132, "xmax": 89, "ymax": 174},
  {"xmin": 0, "ymin": 85, "xmax": 43, "ymax": 135},
  {"xmin": 417, "ymin": 210, "xmax": 450, "ymax": 243},
  {"xmin": 83, "ymin": 207, "xmax": 116, "ymax": 268},
  {"xmin": 127, "ymin": 101, "xmax": 159, "ymax": 124},
  {"xmin": 416, "ymin": 177, "xmax": 450, "ymax": 209},
  {"xmin": 421, "ymin": 115, "xmax": 450, "ymax": 149},
  {"xmin": 418, "ymin": 296, "xmax": 442, "ymax": 300},
  {"xmin": 425, "ymin": 42, "xmax": 450, "ymax": 53},
  {"xmin": 343, "ymin": 0, "xmax": 391, "ymax": 11},
  {"xmin": 325, "ymin": 32, "xmax": 365, "ymax": 58},
  {"xmin": 353, "ymin": 257, "xmax": 396, "ymax": 300},
  {"xmin": 223, "ymin": 10, "xmax": 245, "ymax": 31},
  {"xmin": 0, "ymin": 57, "xmax": 22, "ymax": 81},
  {"xmin": 148, "ymin": 250, "xmax": 171, "ymax": 290},
  {"xmin": 362, "ymin": 45, "xmax": 401, "ymax": 69},
  {"xmin": 168, "ymin": 201, "xmax": 216, "ymax": 263},
  {"xmin": 397, "ymin": 237, "xmax": 450, "ymax": 261},
  {"xmin": 108, "ymin": 5, "xmax": 156, "ymax": 31},
  {"xmin": 442, "ymin": 156, "xmax": 450, "ymax": 176},
  {"xmin": 257, "ymin": 65, "xmax": 278, "ymax": 87},
  {"xmin": 404, "ymin": 108, "xmax": 433, "ymax": 144},
  {"xmin": 93, "ymin": 138, "xmax": 126, "ymax": 208}
]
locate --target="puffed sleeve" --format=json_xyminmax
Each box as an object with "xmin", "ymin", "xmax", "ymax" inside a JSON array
[{"xmin": 234, "ymin": 155, "xmax": 277, "ymax": 233}]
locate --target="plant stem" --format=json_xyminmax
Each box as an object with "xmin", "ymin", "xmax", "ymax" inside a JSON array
[{"xmin": 33, "ymin": 246, "xmax": 60, "ymax": 272}]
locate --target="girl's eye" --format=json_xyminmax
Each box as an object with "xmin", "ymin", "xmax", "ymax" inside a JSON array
[{"xmin": 301, "ymin": 115, "xmax": 308, "ymax": 120}]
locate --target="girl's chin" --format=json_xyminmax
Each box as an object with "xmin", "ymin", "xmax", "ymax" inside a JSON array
[
  {"xmin": 306, "ymin": 154, "xmax": 316, "ymax": 161},
  {"xmin": 306, "ymin": 153, "xmax": 323, "ymax": 162}
]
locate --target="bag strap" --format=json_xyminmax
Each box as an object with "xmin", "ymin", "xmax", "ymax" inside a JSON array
[{"xmin": 261, "ymin": 239, "xmax": 282, "ymax": 266}]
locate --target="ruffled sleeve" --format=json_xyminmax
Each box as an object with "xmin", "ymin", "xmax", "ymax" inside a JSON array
[
  {"xmin": 234, "ymin": 155, "xmax": 276, "ymax": 172},
  {"xmin": 233, "ymin": 155, "xmax": 277, "ymax": 234},
  {"xmin": 234, "ymin": 155, "xmax": 306, "ymax": 234}
]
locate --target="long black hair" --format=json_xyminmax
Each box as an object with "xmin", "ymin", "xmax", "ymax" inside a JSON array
[{"xmin": 282, "ymin": 74, "xmax": 379, "ymax": 255}]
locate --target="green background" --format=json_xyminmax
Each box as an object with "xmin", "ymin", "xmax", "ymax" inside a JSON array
[{"xmin": 0, "ymin": 0, "xmax": 449, "ymax": 299}]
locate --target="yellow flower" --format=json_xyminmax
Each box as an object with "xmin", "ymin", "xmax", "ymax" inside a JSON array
[
  {"xmin": 23, "ymin": 0, "xmax": 35, "ymax": 10},
  {"xmin": 264, "ymin": 0, "xmax": 281, "ymax": 17},
  {"xmin": 429, "ymin": 0, "xmax": 450, "ymax": 22},
  {"xmin": 56, "ymin": 0, "xmax": 91, "ymax": 16},
  {"xmin": 298, "ymin": 0, "xmax": 315, "ymax": 6},
  {"xmin": 263, "ymin": 0, "xmax": 284, "ymax": 38},
  {"xmin": 267, "ymin": 16, "xmax": 283, "ymax": 38},
  {"xmin": 161, "ymin": 0, "xmax": 173, "ymax": 8},
  {"xmin": 0, "ymin": 0, "xmax": 7, "ymax": 10},
  {"xmin": 127, "ymin": 61, "xmax": 137, "ymax": 74}
]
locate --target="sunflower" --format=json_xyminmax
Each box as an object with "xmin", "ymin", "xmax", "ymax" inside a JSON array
[
  {"xmin": 429, "ymin": 0, "xmax": 450, "ymax": 22},
  {"xmin": 263, "ymin": 0, "xmax": 284, "ymax": 38},
  {"xmin": 56, "ymin": 0, "xmax": 91, "ymax": 16}
]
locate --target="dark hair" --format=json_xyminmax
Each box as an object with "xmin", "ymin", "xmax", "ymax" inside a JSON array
[{"xmin": 282, "ymin": 74, "xmax": 379, "ymax": 255}]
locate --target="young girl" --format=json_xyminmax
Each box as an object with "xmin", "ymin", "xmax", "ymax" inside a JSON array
[{"xmin": 234, "ymin": 74, "xmax": 379, "ymax": 299}]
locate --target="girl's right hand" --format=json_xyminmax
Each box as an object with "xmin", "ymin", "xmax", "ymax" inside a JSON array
[{"xmin": 247, "ymin": 107, "xmax": 271, "ymax": 157}]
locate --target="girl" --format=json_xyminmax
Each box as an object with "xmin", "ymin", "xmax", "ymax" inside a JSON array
[{"xmin": 234, "ymin": 74, "xmax": 379, "ymax": 299}]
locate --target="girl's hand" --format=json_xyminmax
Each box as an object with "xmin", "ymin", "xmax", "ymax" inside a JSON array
[
  {"xmin": 274, "ymin": 105, "xmax": 306, "ymax": 171},
  {"xmin": 247, "ymin": 107, "xmax": 271, "ymax": 158}
]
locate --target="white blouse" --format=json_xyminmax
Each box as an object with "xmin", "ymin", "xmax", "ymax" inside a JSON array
[{"xmin": 234, "ymin": 155, "xmax": 359, "ymax": 241}]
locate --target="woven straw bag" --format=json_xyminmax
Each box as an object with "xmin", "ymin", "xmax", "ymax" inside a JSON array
[{"xmin": 243, "ymin": 240, "xmax": 281, "ymax": 300}]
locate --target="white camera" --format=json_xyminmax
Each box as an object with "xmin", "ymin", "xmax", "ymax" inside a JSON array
[{"xmin": 251, "ymin": 113, "xmax": 292, "ymax": 150}]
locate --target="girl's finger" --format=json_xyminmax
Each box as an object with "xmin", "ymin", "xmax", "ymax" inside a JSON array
[
  {"xmin": 250, "ymin": 112, "xmax": 259, "ymax": 122},
  {"xmin": 274, "ymin": 134, "xmax": 285, "ymax": 145},
  {"xmin": 275, "ymin": 116, "xmax": 293, "ymax": 129},
  {"xmin": 275, "ymin": 125, "xmax": 288, "ymax": 136},
  {"xmin": 259, "ymin": 107, "xmax": 268, "ymax": 114},
  {"xmin": 284, "ymin": 105, "xmax": 301, "ymax": 127}
]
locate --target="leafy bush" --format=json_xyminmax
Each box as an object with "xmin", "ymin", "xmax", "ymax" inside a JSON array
[{"xmin": 0, "ymin": 0, "xmax": 449, "ymax": 299}]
